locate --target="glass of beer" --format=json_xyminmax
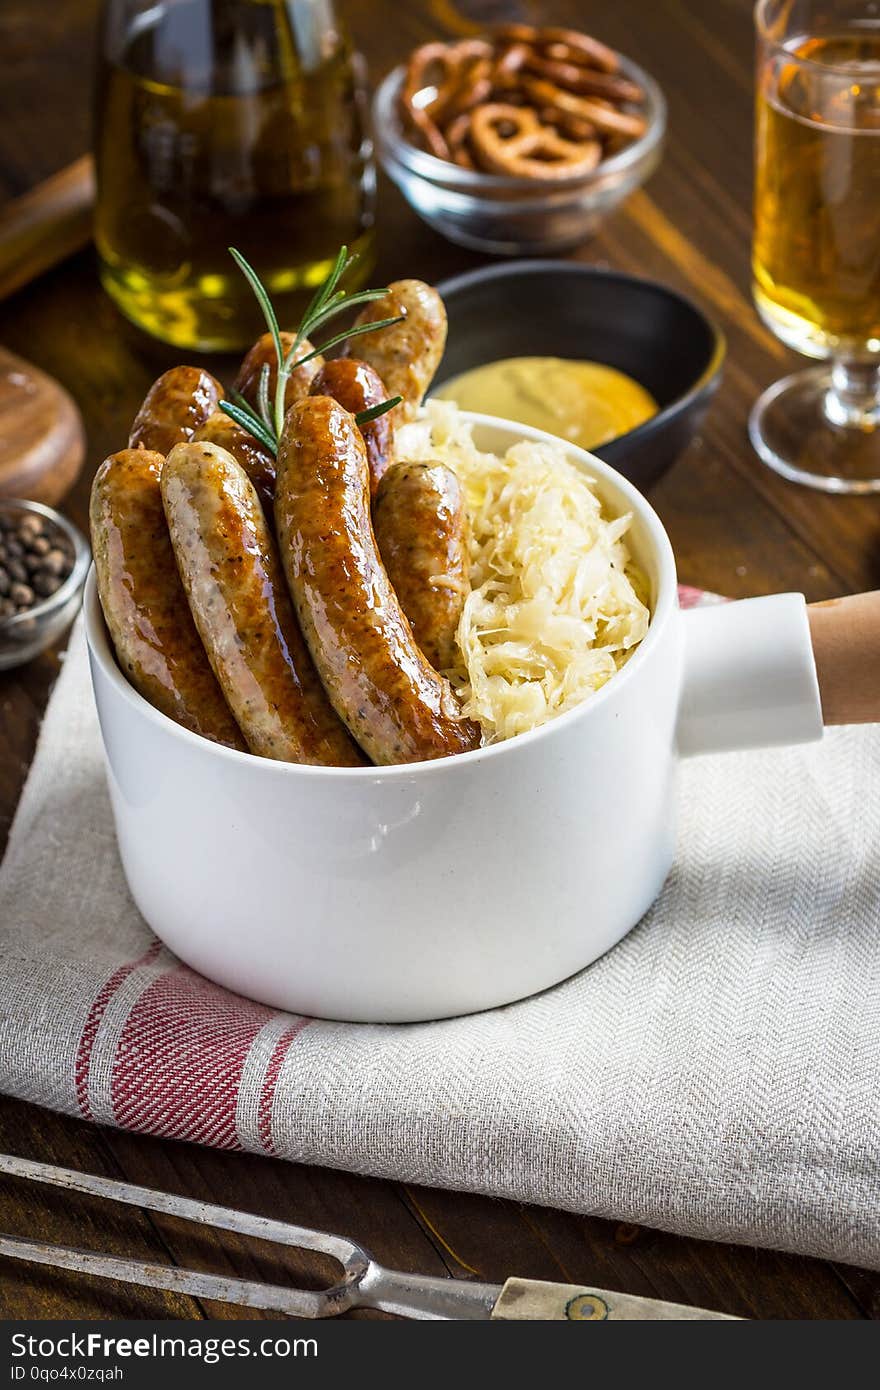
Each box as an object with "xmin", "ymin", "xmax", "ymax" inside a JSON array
[
  {"xmin": 752, "ymin": 0, "xmax": 880, "ymax": 491},
  {"xmin": 94, "ymin": 0, "xmax": 375, "ymax": 351}
]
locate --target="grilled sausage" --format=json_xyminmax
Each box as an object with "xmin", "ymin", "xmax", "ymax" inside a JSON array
[
  {"xmin": 129, "ymin": 367, "xmax": 222, "ymax": 455},
  {"xmin": 233, "ymin": 331, "xmax": 324, "ymax": 416},
  {"xmin": 161, "ymin": 440, "xmax": 363, "ymax": 766},
  {"xmin": 373, "ymin": 461, "xmax": 470, "ymax": 671},
  {"xmin": 193, "ymin": 408, "xmax": 276, "ymax": 513},
  {"xmin": 309, "ymin": 357, "xmax": 395, "ymax": 496},
  {"xmin": 90, "ymin": 449, "xmax": 245, "ymax": 749},
  {"xmin": 346, "ymin": 280, "xmax": 447, "ymax": 424},
  {"xmin": 275, "ymin": 397, "xmax": 480, "ymax": 765}
]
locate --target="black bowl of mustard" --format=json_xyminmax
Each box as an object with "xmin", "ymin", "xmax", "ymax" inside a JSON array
[{"xmin": 432, "ymin": 261, "xmax": 725, "ymax": 492}]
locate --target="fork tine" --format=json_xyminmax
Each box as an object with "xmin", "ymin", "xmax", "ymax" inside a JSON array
[
  {"xmin": 0, "ymin": 1232, "xmax": 335, "ymax": 1317},
  {"xmin": 0, "ymin": 1153, "xmax": 365, "ymax": 1273}
]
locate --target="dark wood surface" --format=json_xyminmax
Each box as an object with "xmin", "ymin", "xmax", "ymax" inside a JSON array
[{"xmin": 0, "ymin": 0, "xmax": 878, "ymax": 1322}]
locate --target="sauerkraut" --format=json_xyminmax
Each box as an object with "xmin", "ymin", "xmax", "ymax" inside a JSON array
[{"xmin": 396, "ymin": 402, "xmax": 650, "ymax": 744}]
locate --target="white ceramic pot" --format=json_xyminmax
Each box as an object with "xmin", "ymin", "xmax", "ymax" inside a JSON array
[{"xmin": 84, "ymin": 414, "xmax": 824, "ymax": 1023}]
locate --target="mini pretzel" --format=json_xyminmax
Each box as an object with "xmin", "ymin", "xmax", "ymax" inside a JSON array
[
  {"xmin": 524, "ymin": 52, "xmax": 644, "ymax": 103},
  {"xmin": 446, "ymin": 38, "xmax": 494, "ymax": 62},
  {"xmin": 400, "ymin": 42, "xmax": 457, "ymax": 157},
  {"xmin": 493, "ymin": 41, "xmax": 531, "ymax": 80},
  {"xmin": 403, "ymin": 41, "xmax": 459, "ymax": 103},
  {"xmin": 563, "ymin": 94, "xmax": 647, "ymax": 140},
  {"xmin": 402, "ymin": 101, "xmax": 451, "ymax": 160},
  {"xmin": 428, "ymin": 39, "xmax": 494, "ymax": 122},
  {"xmin": 523, "ymin": 76, "xmax": 648, "ymax": 140},
  {"xmin": 397, "ymin": 24, "xmax": 647, "ymax": 176},
  {"xmin": 544, "ymin": 41, "xmax": 585, "ymax": 64},
  {"xmin": 403, "ymin": 38, "xmax": 497, "ymax": 143},
  {"xmin": 539, "ymin": 108, "xmax": 596, "ymax": 142},
  {"xmin": 539, "ymin": 26, "xmax": 620, "ymax": 73},
  {"xmin": 444, "ymin": 112, "xmax": 476, "ymax": 168},
  {"xmin": 469, "ymin": 103, "xmax": 601, "ymax": 179},
  {"xmin": 493, "ymin": 23, "xmax": 541, "ymax": 47},
  {"xmin": 439, "ymin": 56, "xmax": 494, "ymax": 123}
]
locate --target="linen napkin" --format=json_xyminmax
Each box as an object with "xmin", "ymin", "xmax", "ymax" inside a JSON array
[{"xmin": 1, "ymin": 599, "xmax": 878, "ymax": 1270}]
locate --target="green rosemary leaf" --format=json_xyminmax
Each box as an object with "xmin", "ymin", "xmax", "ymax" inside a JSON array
[
  {"xmin": 306, "ymin": 288, "xmax": 390, "ymax": 338},
  {"xmin": 355, "ymin": 396, "xmax": 402, "ymax": 425},
  {"xmin": 303, "ymin": 244, "xmax": 349, "ymax": 330},
  {"xmin": 318, "ymin": 244, "xmax": 349, "ymax": 307},
  {"xmin": 273, "ymin": 248, "xmax": 353, "ymax": 436},
  {"xmin": 224, "ymin": 393, "xmax": 265, "ymax": 432},
  {"xmin": 228, "ymin": 248, "xmax": 283, "ymax": 374},
  {"xmin": 218, "ymin": 398, "xmax": 278, "ymax": 457},
  {"xmin": 279, "ymin": 336, "xmax": 309, "ymax": 374},
  {"xmin": 296, "ymin": 315, "xmax": 405, "ymax": 368},
  {"xmin": 256, "ymin": 362, "xmax": 272, "ymax": 432},
  {"xmin": 297, "ymin": 276, "xmax": 335, "ymax": 342},
  {"xmin": 227, "ymin": 242, "xmax": 406, "ymax": 446}
]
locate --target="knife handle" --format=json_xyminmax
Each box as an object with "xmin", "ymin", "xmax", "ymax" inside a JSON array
[
  {"xmin": 490, "ymin": 1277, "xmax": 739, "ymax": 1320},
  {"xmin": 0, "ymin": 156, "xmax": 94, "ymax": 302}
]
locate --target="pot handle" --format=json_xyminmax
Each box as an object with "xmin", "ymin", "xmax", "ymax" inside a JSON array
[
  {"xmin": 677, "ymin": 589, "xmax": 880, "ymax": 756},
  {"xmin": 677, "ymin": 592, "xmax": 821, "ymax": 756}
]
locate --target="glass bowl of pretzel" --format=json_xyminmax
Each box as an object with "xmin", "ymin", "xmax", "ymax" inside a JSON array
[{"xmin": 373, "ymin": 24, "xmax": 666, "ymax": 255}]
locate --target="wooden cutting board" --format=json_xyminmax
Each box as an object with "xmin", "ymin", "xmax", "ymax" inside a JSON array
[
  {"xmin": 0, "ymin": 346, "xmax": 85, "ymax": 504},
  {"xmin": 0, "ymin": 157, "xmax": 93, "ymax": 504}
]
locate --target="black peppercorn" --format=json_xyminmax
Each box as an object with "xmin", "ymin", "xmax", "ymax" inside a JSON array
[{"xmin": 0, "ymin": 507, "xmax": 76, "ymax": 627}]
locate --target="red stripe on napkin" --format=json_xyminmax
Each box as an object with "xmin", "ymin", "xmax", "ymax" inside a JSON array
[
  {"xmin": 678, "ymin": 585, "xmax": 710, "ymax": 609},
  {"xmin": 75, "ymin": 939, "xmax": 163, "ymax": 1121},
  {"xmin": 110, "ymin": 966, "xmax": 278, "ymax": 1148}
]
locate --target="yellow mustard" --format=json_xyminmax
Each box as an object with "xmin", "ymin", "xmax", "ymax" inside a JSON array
[{"xmin": 435, "ymin": 356, "xmax": 658, "ymax": 451}]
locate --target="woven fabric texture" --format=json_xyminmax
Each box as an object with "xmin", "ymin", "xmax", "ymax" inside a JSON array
[{"xmin": 1, "ymin": 615, "xmax": 878, "ymax": 1268}]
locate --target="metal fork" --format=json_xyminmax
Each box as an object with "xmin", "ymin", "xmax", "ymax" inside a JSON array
[{"xmin": 0, "ymin": 1153, "xmax": 737, "ymax": 1319}]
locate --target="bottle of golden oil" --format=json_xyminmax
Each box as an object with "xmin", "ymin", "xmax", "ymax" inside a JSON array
[{"xmin": 95, "ymin": 0, "xmax": 375, "ymax": 350}]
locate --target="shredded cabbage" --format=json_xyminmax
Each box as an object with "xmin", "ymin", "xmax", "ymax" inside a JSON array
[{"xmin": 396, "ymin": 402, "xmax": 651, "ymax": 744}]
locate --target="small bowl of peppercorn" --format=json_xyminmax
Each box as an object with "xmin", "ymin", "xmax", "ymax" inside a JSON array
[{"xmin": 0, "ymin": 499, "xmax": 90, "ymax": 671}]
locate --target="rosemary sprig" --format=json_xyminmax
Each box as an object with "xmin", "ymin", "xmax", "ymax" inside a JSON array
[
  {"xmin": 220, "ymin": 246, "xmax": 403, "ymax": 456},
  {"xmin": 219, "ymin": 399, "xmax": 277, "ymax": 456},
  {"xmin": 355, "ymin": 398, "xmax": 402, "ymax": 426},
  {"xmin": 228, "ymin": 248, "xmax": 284, "ymax": 396},
  {"xmin": 256, "ymin": 363, "xmax": 272, "ymax": 433},
  {"xmin": 291, "ymin": 318, "xmax": 405, "ymax": 372}
]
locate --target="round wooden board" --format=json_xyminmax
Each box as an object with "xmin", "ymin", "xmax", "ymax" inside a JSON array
[{"xmin": 0, "ymin": 345, "xmax": 85, "ymax": 505}]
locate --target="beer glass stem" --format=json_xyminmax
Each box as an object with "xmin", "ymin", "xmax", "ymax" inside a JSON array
[{"xmin": 824, "ymin": 358, "xmax": 880, "ymax": 431}]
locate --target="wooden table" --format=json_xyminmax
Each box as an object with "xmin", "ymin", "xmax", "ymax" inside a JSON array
[{"xmin": 0, "ymin": 0, "xmax": 877, "ymax": 1322}]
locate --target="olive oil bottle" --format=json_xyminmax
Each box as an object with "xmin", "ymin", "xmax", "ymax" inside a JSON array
[{"xmin": 95, "ymin": 0, "xmax": 375, "ymax": 350}]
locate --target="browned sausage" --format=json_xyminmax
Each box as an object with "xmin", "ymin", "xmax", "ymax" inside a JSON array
[
  {"xmin": 233, "ymin": 331, "xmax": 324, "ymax": 416},
  {"xmin": 346, "ymin": 280, "xmax": 447, "ymax": 424},
  {"xmin": 129, "ymin": 367, "xmax": 222, "ymax": 455},
  {"xmin": 309, "ymin": 357, "xmax": 395, "ymax": 496},
  {"xmin": 373, "ymin": 461, "xmax": 470, "ymax": 671},
  {"xmin": 161, "ymin": 440, "xmax": 363, "ymax": 767},
  {"xmin": 90, "ymin": 449, "xmax": 245, "ymax": 750},
  {"xmin": 275, "ymin": 397, "xmax": 480, "ymax": 765},
  {"xmin": 192, "ymin": 408, "xmax": 276, "ymax": 513}
]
